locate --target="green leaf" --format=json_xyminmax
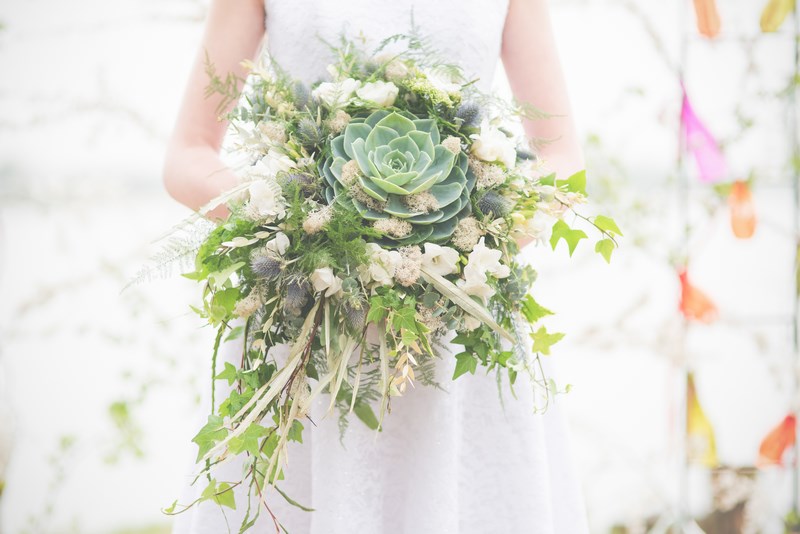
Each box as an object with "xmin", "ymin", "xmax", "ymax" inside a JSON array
[
  {"xmin": 530, "ymin": 326, "xmax": 565, "ymax": 356},
  {"xmin": 224, "ymin": 325, "xmax": 245, "ymax": 342},
  {"xmin": 215, "ymin": 362, "xmax": 238, "ymax": 385},
  {"xmin": 453, "ymin": 352, "xmax": 478, "ymax": 380},
  {"xmin": 163, "ymin": 500, "xmax": 178, "ymax": 514},
  {"xmin": 354, "ymin": 402, "xmax": 381, "ymax": 430},
  {"xmin": 520, "ymin": 294, "xmax": 553, "ymax": 323},
  {"xmin": 207, "ymin": 261, "xmax": 245, "ymax": 290},
  {"xmin": 366, "ymin": 295, "xmax": 387, "ymax": 323},
  {"xmin": 593, "ymin": 215, "xmax": 623, "ymax": 236},
  {"xmin": 191, "ymin": 415, "xmax": 227, "ymax": 462},
  {"xmin": 227, "ymin": 423, "xmax": 269, "ymax": 456},
  {"xmin": 595, "ymin": 238, "xmax": 615, "ymax": 263},
  {"xmin": 202, "ymin": 480, "xmax": 236, "ymax": 510},
  {"xmin": 558, "ymin": 170, "xmax": 587, "ymax": 195},
  {"xmin": 287, "ymin": 420, "xmax": 304, "ymax": 443},
  {"xmin": 549, "ymin": 220, "xmax": 587, "ymax": 256}
]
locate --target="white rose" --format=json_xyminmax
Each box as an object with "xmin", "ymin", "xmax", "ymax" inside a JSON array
[
  {"xmin": 420, "ymin": 243, "xmax": 460, "ymax": 276},
  {"xmin": 356, "ymin": 81, "xmax": 399, "ymax": 108},
  {"xmin": 247, "ymin": 180, "xmax": 287, "ymax": 221},
  {"xmin": 265, "ymin": 232, "xmax": 290, "ymax": 257},
  {"xmin": 470, "ymin": 119, "xmax": 517, "ymax": 169},
  {"xmin": 312, "ymin": 78, "xmax": 361, "ymax": 108},
  {"xmin": 310, "ymin": 267, "xmax": 343, "ymax": 297}
]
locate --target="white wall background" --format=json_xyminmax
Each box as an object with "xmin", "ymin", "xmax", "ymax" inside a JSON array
[{"xmin": 0, "ymin": 0, "xmax": 796, "ymax": 532}]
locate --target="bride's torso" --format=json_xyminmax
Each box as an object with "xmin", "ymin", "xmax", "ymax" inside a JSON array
[{"xmin": 263, "ymin": 0, "xmax": 510, "ymax": 91}]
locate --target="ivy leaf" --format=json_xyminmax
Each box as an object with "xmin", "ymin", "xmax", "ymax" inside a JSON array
[
  {"xmin": 593, "ymin": 215, "xmax": 623, "ymax": 236},
  {"xmin": 354, "ymin": 402, "xmax": 381, "ymax": 430},
  {"xmin": 366, "ymin": 295, "xmax": 387, "ymax": 323},
  {"xmin": 191, "ymin": 415, "xmax": 227, "ymax": 462},
  {"xmin": 287, "ymin": 420, "xmax": 304, "ymax": 443},
  {"xmin": 530, "ymin": 326, "xmax": 565, "ymax": 355},
  {"xmin": 453, "ymin": 352, "xmax": 478, "ymax": 380},
  {"xmin": 558, "ymin": 170, "xmax": 587, "ymax": 195},
  {"xmin": 163, "ymin": 500, "xmax": 178, "ymax": 514},
  {"xmin": 227, "ymin": 423, "xmax": 269, "ymax": 456},
  {"xmin": 202, "ymin": 480, "xmax": 237, "ymax": 510},
  {"xmin": 549, "ymin": 220, "xmax": 588, "ymax": 256},
  {"xmin": 215, "ymin": 362, "xmax": 238, "ymax": 386},
  {"xmin": 595, "ymin": 238, "xmax": 615, "ymax": 263},
  {"xmin": 520, "ymin": 294, "xmax": 553, "ymax": 323}
]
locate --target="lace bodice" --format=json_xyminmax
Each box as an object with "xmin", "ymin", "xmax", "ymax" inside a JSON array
[{"xmin": 263, "ymin": 0, "xmax": 510, "ymax": 92}]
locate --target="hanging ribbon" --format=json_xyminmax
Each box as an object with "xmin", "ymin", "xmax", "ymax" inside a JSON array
[
  {"xmin": 728, "ymin": 180, "xmax": 757, "ymax": 239},
  {"xmin": 679, "ymin": 269, "xmax": 719, "ymax": 323},
  {"xmin": 693, "ymin": 0, "xmax": 722, "ymax": 38},
  {"xmin": 760, "ymin": 0, "xmax": 795, "ymax": 33},
  {"xmin": 687, "ymin": 372, "xmax": 720, "ymax": 467},
  {"xmin": 757, "ymin": 414, "xmax": 796, "ymax": 466},
  {"xmin": 680, "ymin": 86, "xmax": 728, "ymax": 183}
]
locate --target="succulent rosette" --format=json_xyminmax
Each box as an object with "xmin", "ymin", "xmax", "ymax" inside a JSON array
[{"xmin": 321, "ymin": 109, "xmax": 475, "ymax": 245}]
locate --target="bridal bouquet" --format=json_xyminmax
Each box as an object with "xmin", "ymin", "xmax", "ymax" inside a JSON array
[{"xmin": 161, "ymin": 30, "xmax": 620, "ymax": 529}]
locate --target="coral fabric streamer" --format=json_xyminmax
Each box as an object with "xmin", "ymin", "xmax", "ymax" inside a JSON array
[
  {"xmin": 687, "ymin": 373, "xmax": 719, "ymax": 468},
  {"xmin": 728, "ymin": 181, "xmax": 757, "ymax": 239},
  {"xmin": 678, "ymin": 269, "xmax": 719, "ymax": 323},
  {"xmin": 693, "ymin": 0, "xmax": 722, "ymax": 38},
  {"xmin": 680, "ymin": 87, "xmax": 728, "ymax": 183},
  {"xmin": 760, "ymin": 0, "xmax": 795, "ymax": 33},
  {"xmin": 757, "ymin": 414, "xmax": 796, "ymax": 467}
]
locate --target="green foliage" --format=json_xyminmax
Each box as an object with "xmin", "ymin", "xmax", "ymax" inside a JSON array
[
  {"xmin": 192, "ymin": 415, "xmax": 228, "ymax": 462},
  {"xmin": 530, "ymin": 326, "xmax": 565, "ymax": 356},
  {"xmin": 549, "ymin": 220, "xmax": 588, "ymax": 256}
]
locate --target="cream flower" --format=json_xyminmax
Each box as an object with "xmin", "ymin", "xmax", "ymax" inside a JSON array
[
  {"xmin": 463, "ymin": 314, "xmax": 482, "ymax": 331},
  {"xmin": 246, "ymin": 180, "xmax": 287, "ymax": 221},
  {"xmin": 264, "ymin": 232, "xmax": 290, "ymax": 257},
  {"xmin": 310, "ymin": 267, "xmax": 343, "ymax": 297},
  {"xmin": 465, "ymin": 237, "xmax": 511, "ymax": 280},
  {"xmin": 424, "ymin": 67, "xmax": 462, "ymax": 94},
  {"xmin": 312, "ymin": 78, "xmax": 361, "ymax": 108},
  {"xmin": 359, "ymin": 243, "xmax": 402, "ymax": 286},
  {"xmin": 249, "ymin": 149, "xmax": 296, "ymax": 179},
  {"xmin": 356, "ymin": 81, "xmax": 399, "ymax": 107},
  {"xmin": 470, "ymin": 119, "xmax": 517, "ymax": 169},
  {"xmin": 420, "ymin": 243, "xmax": 460, "ymax": 276}
]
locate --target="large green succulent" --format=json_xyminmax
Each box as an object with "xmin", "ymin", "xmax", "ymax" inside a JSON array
[{"xmin": 321, "ymin": 109, "xmax": 475, "ymax": 245}]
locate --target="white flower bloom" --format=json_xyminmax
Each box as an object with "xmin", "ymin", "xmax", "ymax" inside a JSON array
[
  {"xmin": 356, "ymin": 81, "xmax": 399, "ymax": 107},
  {"xmin": 247, "ymin": 180, "xmax": 287, "ymax": 221},
  {"xmin": 265, "ymin": 232, "xmax": 290, "ymax": 257},
  {"xmin": 424, "ymin": 67, "xmax": 462, "ymax": 94},
  {"xmin": 420, "ymin": 243, "xmax": 460, "ymax": 276},
  {"xmin": 511, "ymin": 211, "xmax": 552, "ymax": 246},
  {"xmin": 358, "ymin": 243, "xmax": 401, "ymax": 286},
  {"xmin": 463, "ymin": 314, "xmax": 482, "ymax": 331},
  {"xmin": 312, "ymin": 78, "xmax": 361, "ymax": 108},
  {"xmin": 310, "ymin": 267, "xmax": 343, "ymax": 297},
  {"xmin": 459, "ymin": 271, "xmax": 496, "ymax": 300},
  {"xmin": 465, "ymin": 237, "xmax": 511, "ymax": 280},
  {"xmin": 253, "ymin": 149, "xmax": 296, "ymax": 178},
  {"xmin": 470, "ymin": 119, "xmax": 517, "ymax": 169}
]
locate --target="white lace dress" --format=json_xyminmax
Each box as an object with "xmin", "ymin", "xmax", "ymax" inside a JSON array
[{"xmin": 172, "ymin": 1, "xmax": 590, "ymax": 532}]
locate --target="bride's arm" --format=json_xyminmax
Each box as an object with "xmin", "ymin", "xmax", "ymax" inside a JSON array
[
  {"xmin": 501, "ymin": 0, "xmax": 584, "ymax": 250},
  {"xmin": 162, "ymin": 0, "xmax": 266, "ymax": 220}
]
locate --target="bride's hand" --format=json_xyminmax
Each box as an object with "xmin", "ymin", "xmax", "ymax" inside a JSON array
[
  {"xmin": 162, "ymin": 0, "xmax": 266, "ymax": 221},
  {"xmin": 501, "ymin": 0, "xmax": 584, "ymax": 251}
]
